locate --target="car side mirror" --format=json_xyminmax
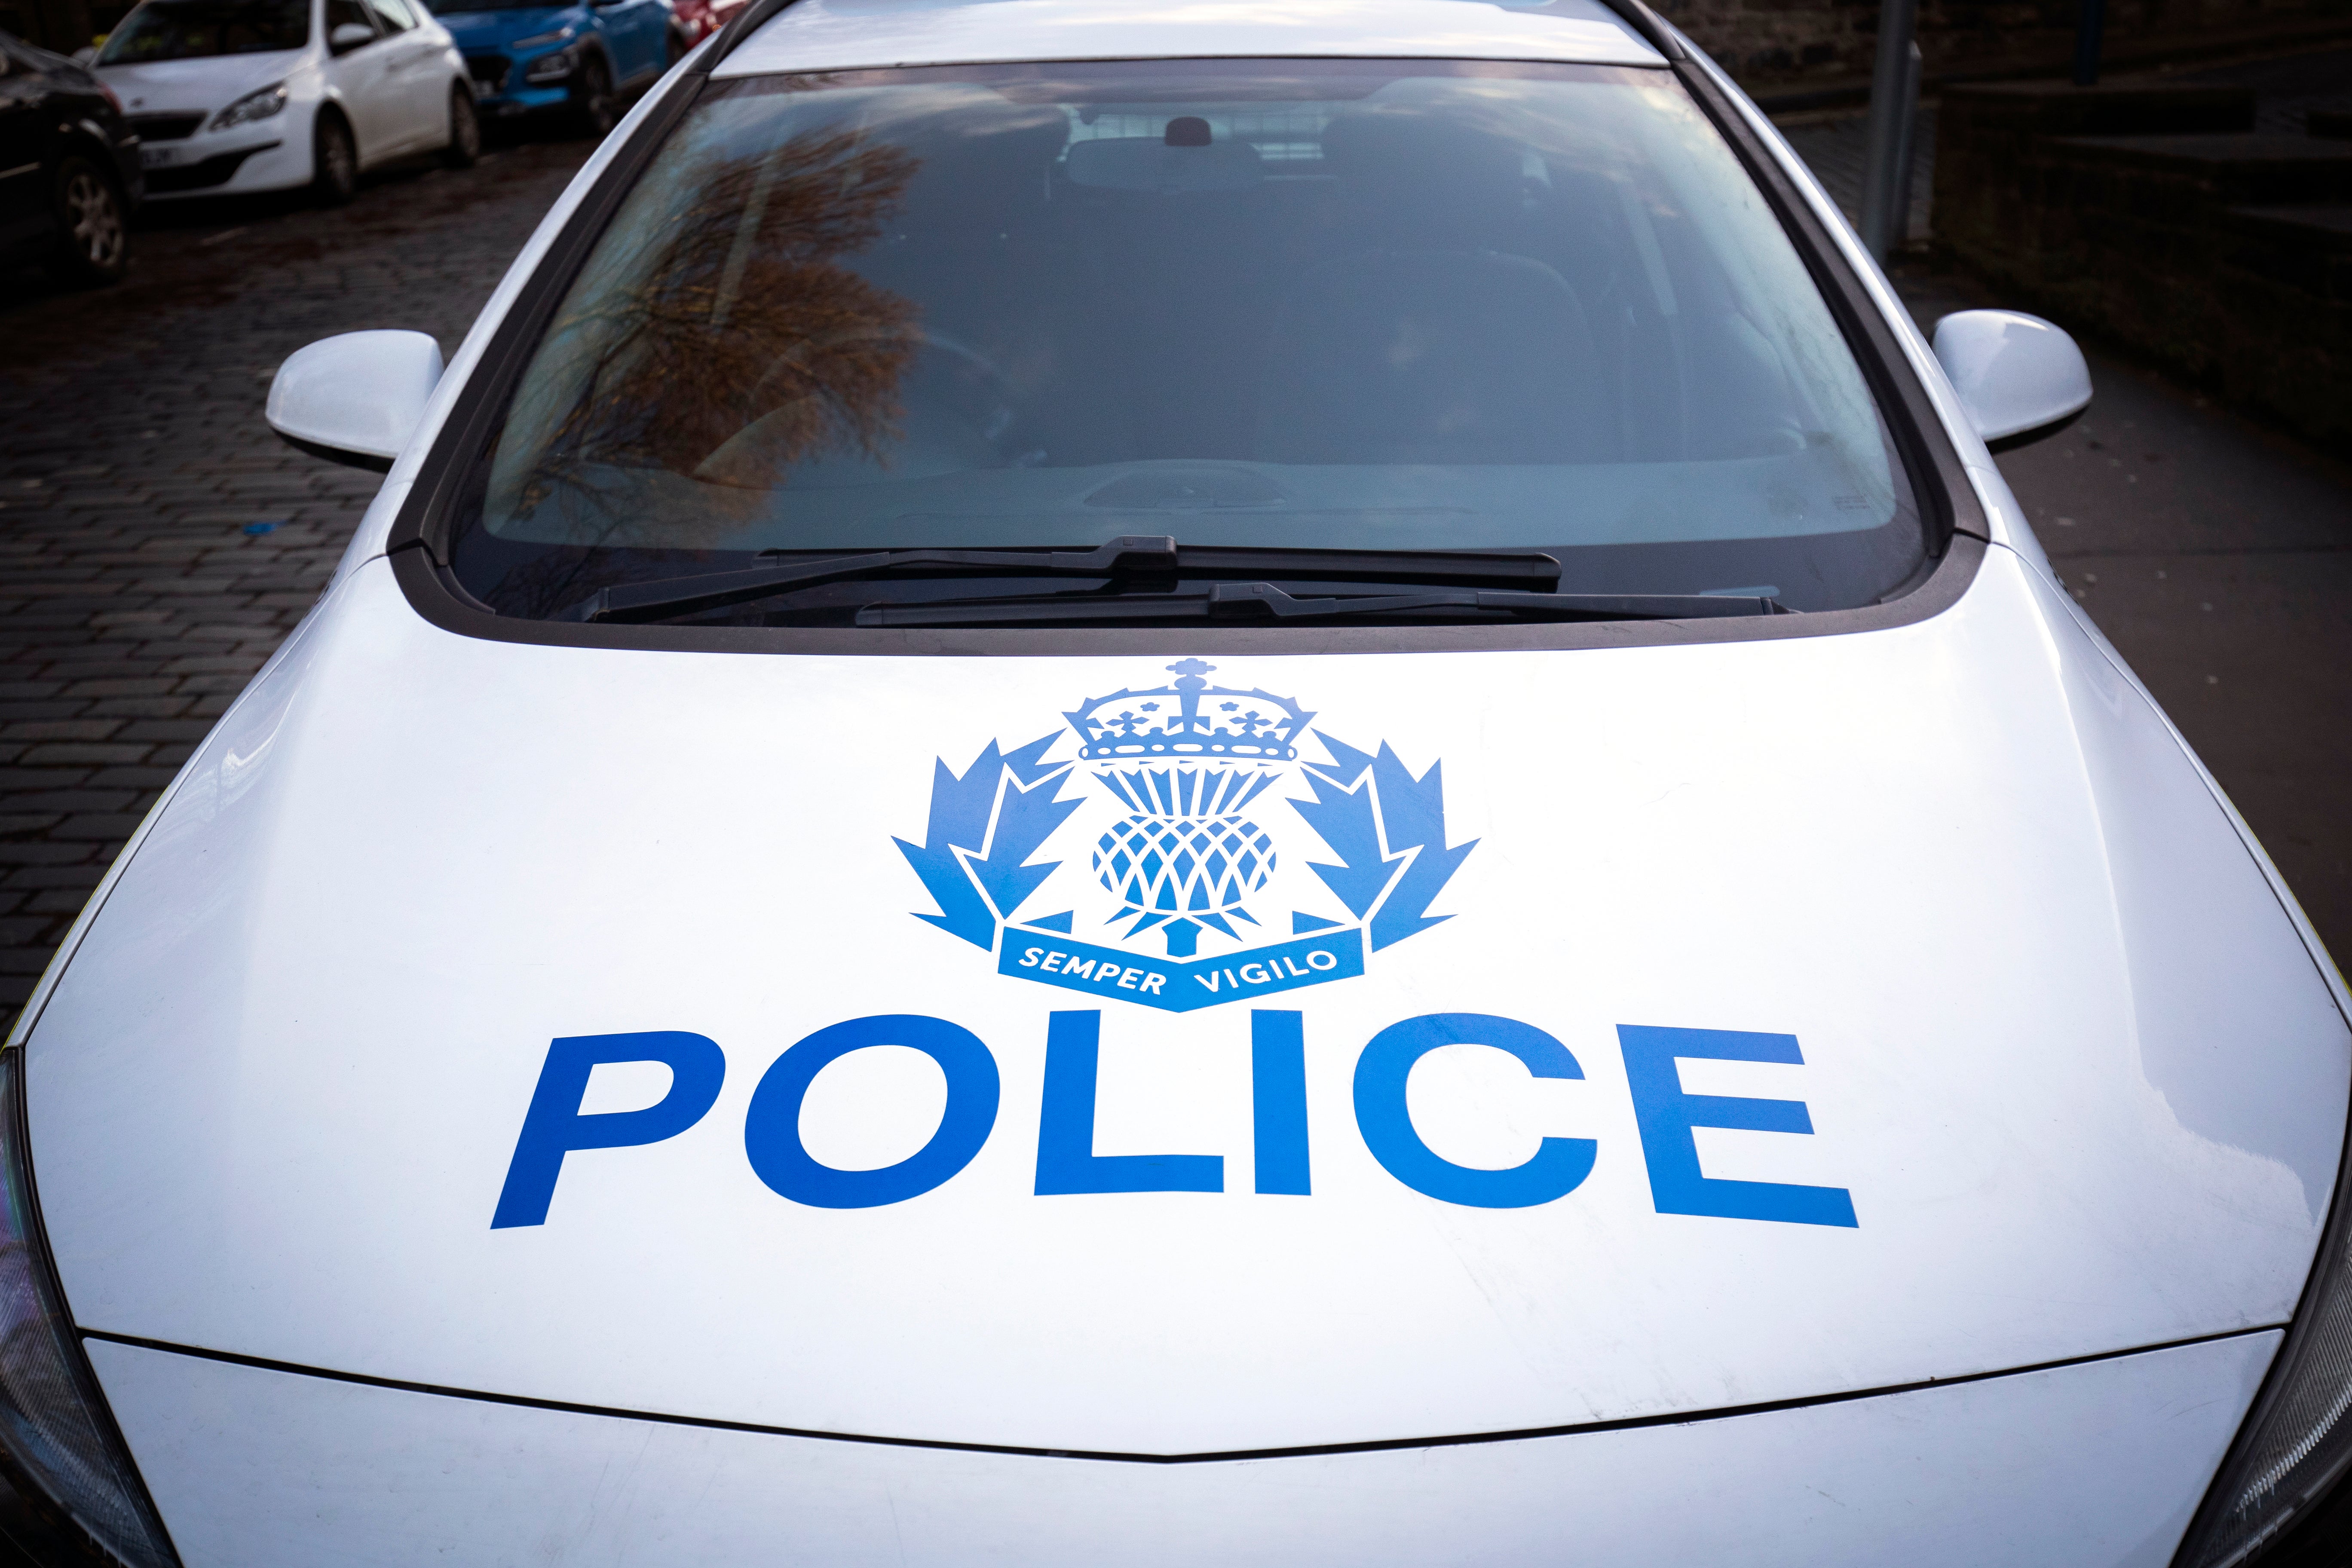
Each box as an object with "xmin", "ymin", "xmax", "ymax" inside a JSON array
[
  {"xmin": 70, "ymin": 45, "xmax": 97, "ymax": 64},
  {"xmin": 329, "ymin": 20, "xmax": 375, "ymax": 50},
  {"xmin": 1931, "ymin": 309, "xmax": 2092, "ymax": 453},
  {"xmin": 267, "ymin": 330, "xmax": 443, "ymax": 472}
]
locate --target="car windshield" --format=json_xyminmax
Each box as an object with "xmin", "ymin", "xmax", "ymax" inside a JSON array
[
  {"xmin": 456, "ymin": 59, "xmax": 1929, "ymax": 623},
  {"xmin": 100, "ymin": 0, "xmax": 309, "ymax": 59}
]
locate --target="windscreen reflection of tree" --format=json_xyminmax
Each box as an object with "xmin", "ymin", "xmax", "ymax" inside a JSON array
[{"xmin": 518, "ymin": 127, "xmax": 922, "ymax": 538}]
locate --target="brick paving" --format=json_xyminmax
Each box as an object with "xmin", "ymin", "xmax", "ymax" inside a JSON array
[{"xmin": 0, "ymin": 138, "xmax": 594, "ymax": 1028}]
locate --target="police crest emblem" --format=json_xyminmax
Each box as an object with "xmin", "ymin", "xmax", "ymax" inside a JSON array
[{"xmin": 894, "ymin": 661, "xmax": 1473, "ymax": 1011}]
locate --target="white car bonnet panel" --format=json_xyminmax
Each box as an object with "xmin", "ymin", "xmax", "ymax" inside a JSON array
[
  {"xmin": 97, "ymin": 51, "xmax": 306, "ymax": 115},
  {"xmin": 711, "ymin": 0, "xmax": 1665, "ymax": 78},
  {"xmin": 26, "ymin": 548, "xmax": 2347, "ymax": 1455},
  {"xmin": 95, "ymin": 1331, "xmax": 2271, "ymax": 1568}
]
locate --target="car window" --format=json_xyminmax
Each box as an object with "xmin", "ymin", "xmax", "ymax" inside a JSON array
[
  {"xmin": 456, "ymin": 59, "xmax": 1928, "ymax": 622},
  {"xmin": 365, "ymin": 0, "xmax": 418, "ymax": 32},
  {"xmin": 99, "ymin": 0, "xmax": 309, "ymax": 61}
]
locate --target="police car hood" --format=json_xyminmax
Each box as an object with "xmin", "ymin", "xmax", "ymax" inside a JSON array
[{"xmin": 23, "ymin": 542, "xmax": 2349, "ymax": 1457}]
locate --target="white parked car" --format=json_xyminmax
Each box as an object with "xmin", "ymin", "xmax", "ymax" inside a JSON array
[
  {"xmin": 8, "ymin": 0, "xmax": 2351, "ymax": 1565},
  {"xmin": 92, "ymin": 0, "xmax": 477, "ymax": 205}
]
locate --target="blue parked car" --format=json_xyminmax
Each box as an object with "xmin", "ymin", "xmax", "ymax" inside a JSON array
[{"xmin": 427, "ymin": 0, "xmax": 679, "ymax": 134}]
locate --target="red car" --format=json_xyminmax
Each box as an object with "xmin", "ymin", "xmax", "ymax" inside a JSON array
[{"xmin": 668, "ymin": 0, "xmax": 742, "ymax": 46}]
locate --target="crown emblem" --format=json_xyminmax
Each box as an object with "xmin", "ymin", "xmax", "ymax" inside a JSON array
[
  {"xmin": 1061, "ymin": 662, "xmax": 1312, "ymax": 957},
  {"xmin": 1062, "ymin": 659, "xmax": 1312, "ymax": 762}
]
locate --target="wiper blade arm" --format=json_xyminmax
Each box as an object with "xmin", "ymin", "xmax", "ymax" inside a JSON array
[
  {"xmin": 1143, "ymin": 544, "xmax": 1560, "ymax": 590},
  {"xmin": 856, "ymin": 583, "xmax": 1787, "ymax": 628},
  {"xmin": 553, "ymin": 536, "xmax": 1187, "ymax": 625},
  {"xmin": 553, "ymin": 539, "xmax": 1562, "ymax": 624}
]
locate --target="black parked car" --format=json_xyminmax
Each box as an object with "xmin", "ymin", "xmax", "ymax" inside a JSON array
[{"xmin": 0, "ymin": 27, "xmax": 141, "ymax": 286}]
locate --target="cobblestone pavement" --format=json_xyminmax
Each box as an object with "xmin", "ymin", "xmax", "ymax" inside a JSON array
[{"xmin": 0, "ymin": 138, "xmax": 594, "ymax": 1026}]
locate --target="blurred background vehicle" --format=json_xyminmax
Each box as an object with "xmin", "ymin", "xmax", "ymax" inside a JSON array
[
  {"xmin": 427, "ymin": 0, "xmax": 678, "ymax": 137},
  {"xmin": 0, "ymin": 24, "xmax": 138, "ymax": 282},
  {"xmin": 91, "ymin": 0, "xmax": 475, "ymax": 206},
  {"xmin": 664, "ymin": 0, "xmax": 733, "ymax": 48}
]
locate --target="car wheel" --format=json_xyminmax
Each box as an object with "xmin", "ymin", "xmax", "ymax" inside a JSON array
[
  {"xmin": 312, "ymin": 111, "xmax": 358, "ymax": 206},
  {"xmin": 47, "ymin": 156, "xmax": 129, "ymax": 287},
  {"xmin": 573, "ymin": 54, "xmax": 616, "ymax": 138},
  {"xmin": 443, "ymin": 84, "xmax": 481, "ymax": 168}
]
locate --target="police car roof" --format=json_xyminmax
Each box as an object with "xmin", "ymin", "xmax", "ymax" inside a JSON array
[{"xmin": 713, "ymin": 0, "xmax": 1669, "ymax": 80}]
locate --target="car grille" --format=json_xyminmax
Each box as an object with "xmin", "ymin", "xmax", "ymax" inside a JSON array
[
  {"xmin": 128, "ymin": 112, "xmax": 205, "ymax": 141},
  {"xmin": 467, "ymin": 53, "xmax": 509, "ymax": 90}
]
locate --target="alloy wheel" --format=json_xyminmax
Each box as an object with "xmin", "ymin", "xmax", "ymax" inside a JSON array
[
  {"xmin": 580, "ymin": 58, "xmax": 616, "ymax": 137},
  {"xmin": 48, "ymin": 157, "xmax": 127, "ymax": 286},
  {"xmin": 314, "ymin": 115, "xmax": 357, "ymax": 205},
  {"xmin": 64, "ymin": 169, "xmax": 124, "ymax": 272},
  {"xmin": 445, "ymin": 87, "xmax": 481, "ymax": 168}
]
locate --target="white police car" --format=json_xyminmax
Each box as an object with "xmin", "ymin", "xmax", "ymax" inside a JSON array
[{"xmin": 7, "ymin": 1, "xmax": 2350, "ymax": 1564}]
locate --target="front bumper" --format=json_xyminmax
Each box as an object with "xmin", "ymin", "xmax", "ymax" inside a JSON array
[
  {"xmin": 106, "ymin": 131, "xmax": 146, "ymax": 211},
  {"xmin": 94, "ymin": 1331, "xmax": 2272, "ymax": 1567},
  {"xmin": 462, "ymin": 49, "xmax": 576, "ymax": 116},
  {"xmin": 135, "ymin": 120, "xmax": 304, "ymax": 198}
]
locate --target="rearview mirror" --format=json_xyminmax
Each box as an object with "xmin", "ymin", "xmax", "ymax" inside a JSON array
[
  {"xmin": 329, "ymin": 20, "xmax": 375, "ymax": 49},
  {"xmin": 266, "ymin": 330, "xmax": 444, "ymax": 472},
  {"xmin": 1931, "ymin": 309, "xmax": 2092, "ymax": 452}
]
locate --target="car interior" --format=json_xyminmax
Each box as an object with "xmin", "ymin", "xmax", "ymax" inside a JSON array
[{"xmin": 462, "ymin": 63, "xmax": 1933, "ymax": 619}]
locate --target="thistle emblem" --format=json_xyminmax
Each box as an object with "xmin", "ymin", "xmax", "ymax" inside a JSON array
[
  {"xmin": 895, "ymin": 660, "xmax": 1476, "ymax": 1011},
  {"xmin": 1069, "ymin": 659, "xmax": 1306, "ymax": 957}
]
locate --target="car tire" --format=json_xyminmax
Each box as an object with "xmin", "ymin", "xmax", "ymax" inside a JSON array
[
  {"xmin": 442, "ymin": 84, "xmax": 481, "ymax": 168},
  {"xmin": 573, "ymin": 53, "xmax": 616, "ymax": 139},
  {"xmin": 312, "ymin": 110, "xmax": 359, "ymax": 206},
  {"xmin": 46, "ymin": 155, "xmax": 129, "ymax": 287}
]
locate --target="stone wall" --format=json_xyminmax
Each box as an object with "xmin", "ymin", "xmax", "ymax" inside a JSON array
[
  {"xmin": 1933, "ymin": 79, "xmax": 2352, "ymax": 448},
  {"xmin": 1655, "ymin": 0, "xmax": 2349, "ymax": 90}
]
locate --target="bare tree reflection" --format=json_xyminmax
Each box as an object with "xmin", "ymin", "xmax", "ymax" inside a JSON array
[{"xmin": 514, "ymin": 126, "xmax": 923, "ymax": 542}]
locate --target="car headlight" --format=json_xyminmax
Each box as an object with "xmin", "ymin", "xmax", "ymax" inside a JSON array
[
  {"xmin": 208, "ymin": 82, "xmax": 287, "ymax": 131},
  {"xmin": 0, "ymin": 1048, "xmax": 179, "ymax": 1568},
  {"xmin": 523, "ymin": 45, "xmax": 576, "ymax": 81},
  {"xmin": 511, "ymin": 25, "xmax": 573, "ymax": 48},
  {"xmin": 2176, "ymin": 1118, "xmax": 2352, "ymax": 1567}
]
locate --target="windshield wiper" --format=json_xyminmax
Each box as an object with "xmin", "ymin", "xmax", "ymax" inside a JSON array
[
  {"xmin": 854, "ymin": 582, "xmax": 1788, "ymax": 628},
  {"xmin": 550, "ymin": 536, "xmax": 1562, "ymax": 624}
]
